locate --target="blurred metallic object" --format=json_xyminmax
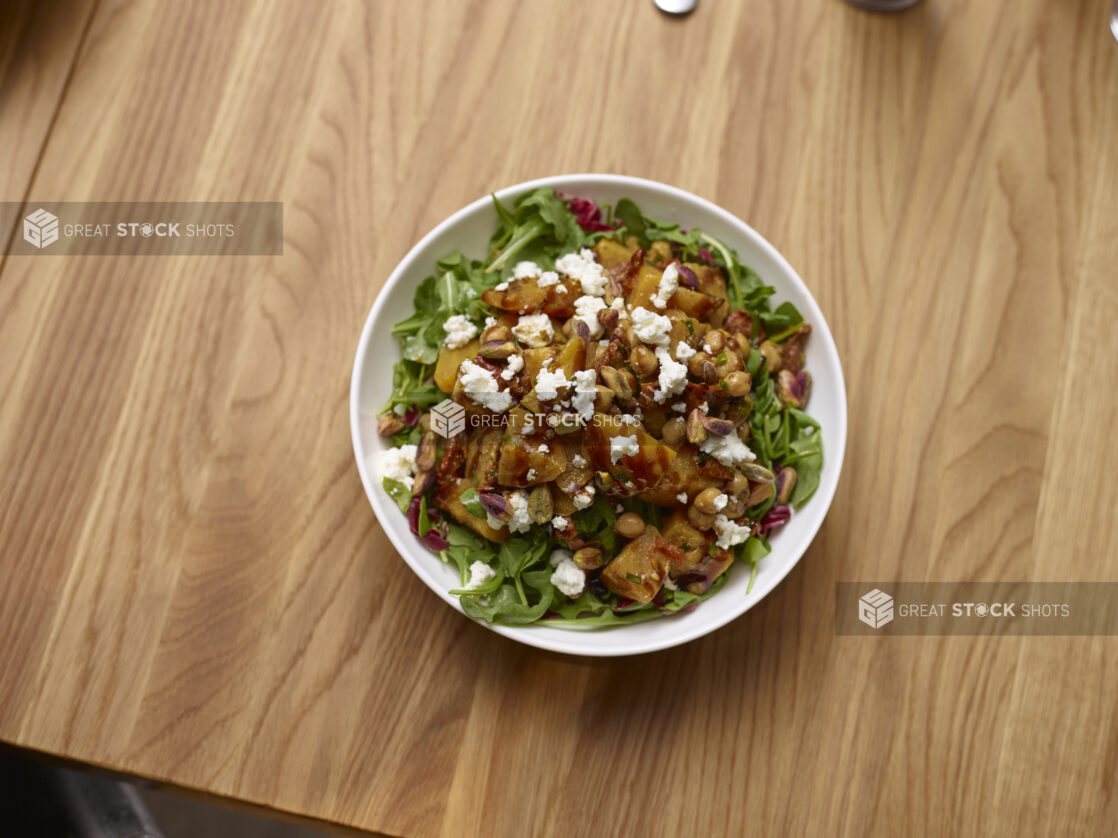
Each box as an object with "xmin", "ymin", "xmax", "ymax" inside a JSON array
[
  {"xmin": 53, "ymin": 767, "xmax": 166, "ymax": 838},
  {"xmin": 843, "ymin": 0, "xmax": 921, "ymax": 10},
  {"xmin": 654, "ymin": 0, "xmax": 698, "ymax": 15},
  {"xmin": 1111, "ymin": 0, "xmax": 1118, "ymax": 43}
]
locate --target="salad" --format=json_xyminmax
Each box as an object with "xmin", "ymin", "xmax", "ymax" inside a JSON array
[{"xmin": 375, "ymin": 189, "xmax": 821, "ymax": 627}]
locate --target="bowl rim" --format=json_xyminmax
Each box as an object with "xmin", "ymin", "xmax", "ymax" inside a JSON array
[{"xmin": 350, "ymin": 173, "xmax": 847, "ymax": 656}]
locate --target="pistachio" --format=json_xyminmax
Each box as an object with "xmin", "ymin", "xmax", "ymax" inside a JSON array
[
  {"xmin": 723, "ymin": 397, "xmax": 753, "ymax": 427},
  {"xmin": 699, "ymin": 414, "xmax": 735, "ymax": 437},
  {"xmin": 701, "ymin": 359, "xmax": 719, "ymax": 384},
  {"xmin": 528, "ymin": 485, "xmax": 554, "ymax": 524},
  {"xmin": 748, "ymin": 481, "xmax": 775, "ymax": 507},
  {"xmin": 597, "ymin": 307, "xmax": 620, "ymax": 331},
  {"xmin": 572, "ymin": 546, "xmax": 604, "ymax": 570},
  {"xmin": 776, "ymin": 369, "xmax": 812, "ymax": 408},
  {"xmin": 479, "ymin": 492, "xmax": 509, "ymax": 520},
  {"xmin": 741, "ymin": 462, "xmax": 775, "ymax": 484},
  {"xmin": 593, "ymin": 470, "xmax": 614, "ymax": 491},
  {"xmin": 377, "ymin": 414, "xmax": 406, "ymax": 437},
  {"xmin": 687, "ymin": 408, "xmax": 708, "ymax": 444},
  {"xmin": 759, "ymin": 340, "xmax": 783, "ymax": 373},
  {"xmin": 478, "ymin": 339, "xmax": 516, "ymax": 360},
  {"xmin": 411, "ymin": 469, "xmax": 436, "ymax": 497},
  {"xmin": 600, "ymin": 365, "xmax": 633, "ymax": 402},
  {"xmin": 776, "ymin": 466, "xmax": 798, "ymax": 504},
  {"xmin": 618, "ymin": 368, "xmax": 638, "ymax": 395},
  {"xmin": 575, "ymin": 320, "xmax": 591, "ymax": 341},
  {"xmin": 416, "ymin": 430, "xmax": 437, "ymax": 471},
  {"xmin": 480, "ymin": 324, "xmax": 512, "ymax": 344}
]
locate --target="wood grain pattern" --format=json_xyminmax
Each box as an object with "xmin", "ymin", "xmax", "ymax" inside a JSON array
[{"xmin": 1, "ymin": 1, "xmax": 1116, "ymax": 835}]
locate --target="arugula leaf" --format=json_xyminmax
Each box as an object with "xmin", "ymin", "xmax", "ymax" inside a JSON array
[
  {"xmin": 486, "ymin": 188, "xmax": 593, "ymax": 273},
  {"xmin": 458, "ymin": 488, "xmax": 486, "ymax": 519},
  {"xmin": 614, "ymin": 198, "xmax": 649, "ymax": 248},
  {"xmin": 460, "ymin": 568, "xmax": 555, "ymax": 624},
  {"xmin": 382, "ymin": 478, "xmax": 412, "ymax": 513}
]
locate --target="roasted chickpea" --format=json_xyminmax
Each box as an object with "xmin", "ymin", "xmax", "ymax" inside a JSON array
[
  {"xmin": 614, "ymin": 512, "xmax": 646, "ymax": 539},
  {"xmin": 715, "ymin": 350, "xmax": 744, "ymax": 378},
  {"xmin": 687, "ymin": 351, "xmax": 712, "ymax": 378},
  {"xmin": 631, "ymin": 345, "xmax": 659, "ymax": 378},
  {"xmin": 661, "ymin": 416, "xmax": 686, "ymax": 447},
  {"xmin": 693, "ymin": 487, "xmax": 726, "ymax": 515},
  {"xmin": 724, "ymin": 370, "xmax": 751, "ymax": 397},
  {"xmin": 704, "ymin": 330, "xmax": 726, "ymax": 354},
  {"xmin": 759, "ymin": 340, "xmax": 782, "ymax": 373},
  {"xmin": 687, "ymin": 505, "xmax": 716, "ymax": 531}
]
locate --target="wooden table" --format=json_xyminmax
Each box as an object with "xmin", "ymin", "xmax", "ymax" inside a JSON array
[{"xmin": 2, "ymin": 1, "xmax": 1116, "ymax": 835}]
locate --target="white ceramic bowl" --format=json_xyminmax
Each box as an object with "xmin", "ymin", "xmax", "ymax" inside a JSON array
[{"xmin": 351, "ymin": 175, "xmax": 846, "ymax": 656}]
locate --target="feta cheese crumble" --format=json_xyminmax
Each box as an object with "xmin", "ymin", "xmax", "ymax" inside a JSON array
[
  {"xmin": 712, "ymin": 492, "xmax": 729, "ymax": 512},
  {"xmin": 550, "ymin": 557, "xmax": 586, "ymax": 598},
  {"xmin": 513, "ymin": 313, "xmax": 553, "ymax": 348},
  {"xmin": 651, "ymin": 263, "xmax": 679, "ymax": 309},
  {"xmin": 571, "ymin": 454, "xmax": 587, "ymax": 468},
  {"xmin": 713, "ymin": 514, "xmax": 751, "ymax": 550},
  {"xmin": 676, "ymin": 491, "xmax": 689, "ymax": 504},
  {"xmin": 572, "ymin": 295, "xmax": 607, "ymax": 339},
  {"xmin": 513, "ymin": 261, "xmax": 541, "ymax": 279},
  {"xmin": 672, "ymin": 402, "xmax": 687, "ymax": 413},
  {"xmin": 376, "ymin": 445, "xmax": 418, "ymax": 490},
  {"xmin": 551, "ymin": 515, "xmax": 569, "ymax": 529},
  {"xmin": 653, "ymin": 346, "xmax": 687, "ymax": 403},
  {"xmin": 534, "ymin": 364, "xmax": 570, "ymax": 401},
  {"xmin": 465, "ymin": 561, "xmax": 496, "ymax": 589},
  {"xmin": 506, "ymin": 490, "xmax": 532, "ymax": 533},
  {"xmin": 549, "ymin": 548, "xmax": 573, "ymax": 567},
  {"xmin": 570, "ymin": 369, "xmax": 598, "ymax": 420},
  {"xmin": 610, "ymin": 434, "xmax": 640, "ymax": 463},
  {"xmin": 501, "ymin": 354, "xmax": 524, "ymax": 381},
  {"xmin": 537, "ymin": 443, "xmax": 550, "ymax": 454},
  {"xmin": 538, "ymin": 271, "xmax": 560, "ymax": 287},
  {"xmin": 556, "ymin": 248, "xmax": 607, "ymax": 296},
  {"xmin": 610, "ymin": 297, "xmax": 628, "ymax": 318},
  {"xmin": 526, "ymin": 468, "xmax": 538, "ymax": 482},
  {"xmin": 442, "ymin": 314, "xmax": 478, "ymax": 349},
  {"xmin": 630, "ymin": 306, "xmax": 672, "ymax": 345},
  {"xmin": 675, "ymin": 340, "xmax": 696, "ymax": 361},
  {"xmin": 573, "ymin": 487, "xmax": 595, "ymax": 509},
  {"xmin": 458, "ymin": 359, "xmax": 512, "ymax": 412},
  {"xmin": 700, "ymin": 432, "xmax": 757, "ymax": 467}
]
